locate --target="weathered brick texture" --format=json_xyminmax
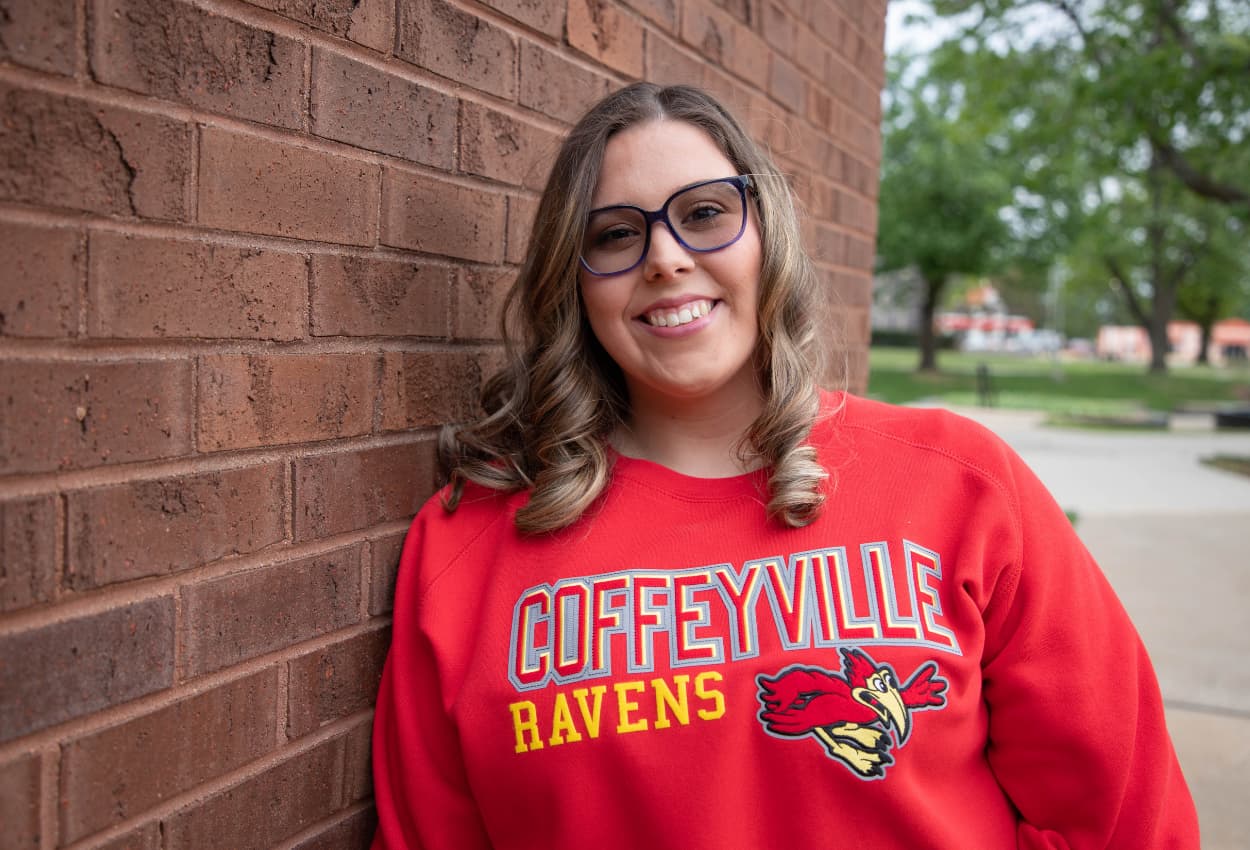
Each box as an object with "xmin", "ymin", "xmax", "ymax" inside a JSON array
[
  {"xmin": 0, "ymin": 0, "xmax": 886, "ymax": 844},
  {"xmin": 88, "ymin": 232, "xmax": 308, "ymax": 340},
  {"xmin": 0, "ymin": 359, "xmax": 193, "ymax": 475},
  {"xmin": 0, "ymin": 220, "xmax": 80, "ymax": 338},
  {"xmin": 58, "ymin": 669, "xmax": 280, "ymax": 842},
  {"xmin": 66, "ymin": 463, "xmax": 287, "ymax": 588},
  {"xmin": 0, "ymin": 597, "xmax": 175, "ymax": 740}
]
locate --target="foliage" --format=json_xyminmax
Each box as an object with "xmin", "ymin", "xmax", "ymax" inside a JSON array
[
  {"xmin": 910, "ymin": 0, "xmax": 1250, "ymax": 372},
  {"xmin": 876, "ymin": 55, "xmax": 1014, "ymax": 371}
]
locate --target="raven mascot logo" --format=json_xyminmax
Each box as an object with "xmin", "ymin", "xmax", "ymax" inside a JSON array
[{"xmin": 756, "ymin": 648, "xmax": 948, "ymax": 779}]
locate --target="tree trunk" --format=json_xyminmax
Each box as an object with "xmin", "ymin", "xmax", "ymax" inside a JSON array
[
  {"xmin": 917, "ymin": 275, "xmax": 943, "ymax": 372},
  {"xmin": 1197, "ymin": 319, "xmax": 1214, "ymax": 365}
]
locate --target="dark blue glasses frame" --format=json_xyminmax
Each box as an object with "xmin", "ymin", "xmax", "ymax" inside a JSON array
[{"xmin": 579, "ymin": 175, "xmax": 753, "ymax": 277}]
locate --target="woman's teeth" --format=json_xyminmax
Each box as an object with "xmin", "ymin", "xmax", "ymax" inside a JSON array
[{"xmin": 644, "ymin": 300, "xmax": 712, "ymax": 327}]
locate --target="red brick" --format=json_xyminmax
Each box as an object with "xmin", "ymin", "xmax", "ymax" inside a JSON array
[
  {"xmin": 88, "ymin": 232, "xmax": 306, "ymax": 341},
  {"xmin": 506, "ymin": 194, "xmax": 538, "ymax": 265},
  {"xmin": 459, "ymin": 102, "xmax": 558, "ymax": 190},
  {"xmin": 397, "ymin": 0, "xmax": 516, "ymax": 100},
  {"xmin": 92, "ymin": 824, "xmax": 162, "ymax": 850},
  {"xmin": 381, "ymin": 169, "xmax": 506, "ymax": 263},
  {"xmin": 0, "ymin": 0, "xmax": 75, "ymax": 74},
  {"xmin": 289, "ymin": 806, "xmax": 377, "ymax": 850},
  {"xmin": 0, "ymin": 220, "xmax": 79, "ymax": 338},
  {"xmin": 162, "ymin": 734, "xmax": 346, "ymax": 850},
  {"xmin": 477, "ymin": 0, "xmax": 564, "ymax": 37},
  {"xmin": 59, "ymin": 669, "xmax": 279, "ymax": 843},
  {"xmin": 197, "ymin": 353, "xmax": 375, "ymax": 451},
  {"xmin": 680, "ymin": 1, "xmax": 733, "ymax": 67},
  {"xmin": 625, "ymin": 0, "xmax": 678, "ymax": 31},
  {"xmin": 66, "ymin": 463, "xmax": 286, "ymax": 590},
  {"xmin": 568, "ymin": 0, "xmax": 645, "ymax": 77},
  {"xmin": 827, "ymin": 269, "xmax": 870, "ymax": 307},
  {"xmin": 379, "ymin": 351, "xmax": 482, "ymax": 431},
  {"xmin": 643, "ymin": 32, "xmax": 705, "ymax": 87},
  {"xmin": 811, "ymin": 222, "xmax": 845, "ymax": 265},
  {"xmin": 770, "ymin": 54, "xmax": 804, "ymax": 112},
  {"xmin": 795, "ymin": 22, "xmax": 826, "ymax": 74},
  {"xmin": 0, "ymin": 751, "xmax": 41, "ymax": 849},
  {"xmin": 455, "ymin": 266, "xmax": 514, "ymax": 340},
  {"xmin": 846, "ymin": 233, "xmax": 874, "ymax": 270},
  {"xmin": 368, "ymin": 531, "xmax": 406, "ymax": 615},
  {"xmin": 761, "ymin": 2, "xmax": 795, "ymax": 55},
  {"xmin": 311, "ymin": 50, "xmax": 457, "ymax": 168},
  {"xmin": 244, "ymin": 0, "xmax": 395, "ymax": 52},
  {"xmin": 807, "ymin": 83, "xmax": 833, "ymax": 132},
  {"xmin": 91, "ymin": 0, "xmax": 305, "ymax": 129},
  {"xmin": 287, "ymin": 626, "xmax": 389, "ymax": 738},
  {"xmin": 341, "ymin": 716, "xmax": 374, "ymax": 803},
  {"xmin": 294, "ymin": 441, "xmax": 437, "ymax": 542},
  {"xmin": 311, "ymin": 254, "xmax": 452, "ymax": 338},
  {"xmin": 182, "ymin": 546, "xmax": 364, "ymax": 677},
  {"xmin": 0, "ymin": 84, "xmax": 191, "ymax": 220},
  {"xmin": 1, "ymin": 495, "xmax": 57, "ymax": 613},
  {"xmin": 726, "ymin": 21, "xmax": 769, "ymax": 83},
  {"xmin": 518, "ymin": 41, "xmax": 613, "ymax": 125},
  {"xmin": 0, "ymin": 359, "xmax": 192, "ymax": 475},
  {"xmin": 198, "ymin": 127, "xmax": 379, "ymax": 246},
  {"xmin": 0, "ymin": 597, "xmax": 175, "ymax": 741}
]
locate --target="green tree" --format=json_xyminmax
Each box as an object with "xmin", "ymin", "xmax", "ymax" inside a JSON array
[
  {"xmin": 876, "ymin": 58, "xmax": 1012, "ymax": 371},
  {"xmin": 930, "ymin": 0, "xmax": 1250, "ymax": 213},
  {"xmin": 915, "ymin": 0, "xmax": 1250, "ymax": 371},
  {"xmin": 1175, "ymin": 212, "xmax": 1250, "ymax": 363}
]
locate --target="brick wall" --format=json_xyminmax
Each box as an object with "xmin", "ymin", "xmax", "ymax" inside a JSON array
[{"xmin": 0, "ymin": 0, "xmax": 886, "ymax": 847}]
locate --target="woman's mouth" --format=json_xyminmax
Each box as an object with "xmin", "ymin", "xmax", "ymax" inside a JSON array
[{"xmin": 640, "ymin": 299, "xmax": 715, "ymax": 328}]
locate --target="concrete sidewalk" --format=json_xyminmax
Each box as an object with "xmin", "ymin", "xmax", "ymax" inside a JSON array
[{"xmin": 947, "ymin": 405, "xmax": 1250, "ymax": 850}]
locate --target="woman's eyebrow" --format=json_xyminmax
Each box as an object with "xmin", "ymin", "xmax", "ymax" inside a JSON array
[{"xmin": 590, "ymin": 176, "xmax": 735, "ymax": 212}]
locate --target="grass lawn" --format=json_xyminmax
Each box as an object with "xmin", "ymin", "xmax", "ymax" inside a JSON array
[{"xmin": 865, "ymin": 347, "xmax": 1250, "ymax": 415}]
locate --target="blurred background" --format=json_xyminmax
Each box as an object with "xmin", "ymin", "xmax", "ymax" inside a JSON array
[{"xmin": 877, "ymin": 3, "xmax": 1249, "ymax": 848}]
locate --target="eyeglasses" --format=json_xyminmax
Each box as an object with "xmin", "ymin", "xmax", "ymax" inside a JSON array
[{"xmin": 580, "ymin": 175, "xmax": 753, "ymax": 277}]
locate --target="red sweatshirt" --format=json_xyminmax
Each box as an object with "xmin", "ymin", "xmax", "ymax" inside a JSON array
[{"xmin": 371, "ymin": 392, "xmax": 1198, "ymax": 849}]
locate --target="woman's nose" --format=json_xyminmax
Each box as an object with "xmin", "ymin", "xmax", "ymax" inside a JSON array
[{"xmin": 642, "ymin": 220, "xmax": 694, "ymax": 281}]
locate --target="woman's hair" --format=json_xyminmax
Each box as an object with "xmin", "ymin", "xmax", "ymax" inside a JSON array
[{"xmin": 442, "ymin": 82, "xmax": 828, "ymax": 533}]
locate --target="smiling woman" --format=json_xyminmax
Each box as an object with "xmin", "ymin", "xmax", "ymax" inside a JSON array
[{"xmin": 369, "ymin": 83, "xmax": 1199, "ymax": 850}]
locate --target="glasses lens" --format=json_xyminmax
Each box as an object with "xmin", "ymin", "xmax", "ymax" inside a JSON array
[
  {"xmin": 580, "ymin": 179, "xmax": 747, "ymax": 275},
  {"xmin": 669, "ymin": 180, "xmax": 746, "ymax": 251},
  {"xmin": 582, "ymin": 207, "xmax": 647, "ymax": 275}
]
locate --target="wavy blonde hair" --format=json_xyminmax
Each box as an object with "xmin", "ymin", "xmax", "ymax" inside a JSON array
[{"xmin": 442, "ymin": 83, "xmax": 827, "ymax": 532}]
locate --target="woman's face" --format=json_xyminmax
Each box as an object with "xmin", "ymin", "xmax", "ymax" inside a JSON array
[{"xmin": 579, "ymin": 120, "xmax": 763, "ymax": 413}]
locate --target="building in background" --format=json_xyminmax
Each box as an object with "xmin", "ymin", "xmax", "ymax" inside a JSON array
[{"xmin": 1097, "ymin": 319, "xmax": 1250, "ymax": 366}]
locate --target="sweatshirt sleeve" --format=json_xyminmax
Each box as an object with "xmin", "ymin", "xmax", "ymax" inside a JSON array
[
  {"xmin": 371, "ymin": 505, "xmax": 493, "ymax": 850},
  {"xmin": 978, "ymin": 445, "xmax": 1199, "ymax": 849}
]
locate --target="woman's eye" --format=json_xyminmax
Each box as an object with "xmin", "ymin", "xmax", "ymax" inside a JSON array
[
  {"xmin": 684, "ymin": 204, "xmax": 724, "ymax": 225},
  {"xmin": 594, "ymin": 226, "xmax": 638, "ymax": 245}
]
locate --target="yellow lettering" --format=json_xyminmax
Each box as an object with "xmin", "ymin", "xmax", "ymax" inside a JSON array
[
  {"xmin": 615, "ymin": 680, "xmax": 649, "ymax": 734},
  {"xmin": 695, "ymin": 671, "xmax": 725, "ymax": 720},
  {"xmin": 548, "ymin": 692, "xmax": 583, "ymax": 746},
  {"xmin": 651, "ymin": 675, "xmax": 691, "ymax": 730},
  {"xmin": 573, "ymin": 685, "xmax": 607, "ymax": 739},
  {"xmin": 509, "ymin": 700, "xmax": 543, "ymax": 753}
]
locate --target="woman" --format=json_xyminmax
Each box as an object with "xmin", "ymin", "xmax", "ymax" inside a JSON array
[{"xmin": 371, "ymin": 83, "xmax": 1198, "ymax": 849}]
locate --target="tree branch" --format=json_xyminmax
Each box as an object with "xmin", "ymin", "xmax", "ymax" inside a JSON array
[
  {"xmin": 1149, "ymin": 136, "xmax": 1250, "ymax": 205},
  {"xmin": 1104, "ymin": 255, "xmax": 1150, "ymax": 328}
]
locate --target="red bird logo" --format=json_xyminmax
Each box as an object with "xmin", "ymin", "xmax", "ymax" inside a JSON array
[{"xmin": 756, "ymin": 648, "xmax": 948, "ymax": 778}]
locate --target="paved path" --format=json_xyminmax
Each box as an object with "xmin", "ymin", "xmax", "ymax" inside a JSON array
[{"xmin": 945, "ymin": 405, "xmax": 1250, "ymax": 850}]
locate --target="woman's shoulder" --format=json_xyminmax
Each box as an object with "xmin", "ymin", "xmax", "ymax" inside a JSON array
[
  {"xmin": 402, "ymin": 480, "xmax": 524, "ymax": 587},
  {"xmin": 817, "ymin": 390, "xmax": 1020, "ymax": 477}
]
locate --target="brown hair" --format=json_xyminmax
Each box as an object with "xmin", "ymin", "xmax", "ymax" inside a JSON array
[{"xmin": 442, "ymin": 83, "xmax": 827, "ymax": 532}]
